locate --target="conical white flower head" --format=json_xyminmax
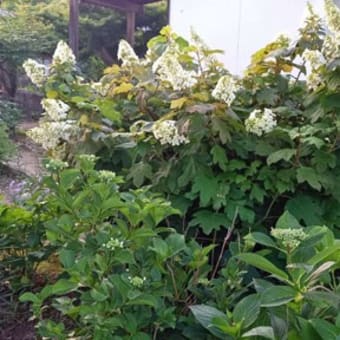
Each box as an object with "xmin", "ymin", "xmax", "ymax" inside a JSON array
[
  {"xmin": 52, "ymin": 41, "xmax": 76, "ymax": 66},
  {"xmin": 152, "ymin": 120, "xmax": 189, "ymax": 146},
  {"xmin": 152, "ymin": 47, "xmax": 197, "ymax": 90},
  {"xmin": 23, "ymin": 59, "xmax": 48, "ymax": 87},
  {"xmin": 117, "ymin": 40, "xmax": 139, "ymax": 67},
  {"xmin": 41, "ymin": 98, "xmax": 70, "ymax": 121},
  {"xmin": 212, "ymin": 75, "xmax": 240, "ymax": 106},
  {"xmin": 245, "ymin": 108, "xmax": 277, "ymax": 136},
  {"xmin": 325, "ymin": 0, "xmax": 340, "ymax": 33}
]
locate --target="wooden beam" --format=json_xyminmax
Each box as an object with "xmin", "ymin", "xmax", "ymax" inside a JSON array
[
  {"xmin": 82, "ymin": 0, "xmax": 141, "ymax": 12},
  {"xmin": 69, "ymin": 0, "xmax": 79, "ymax": 57},
  {"xmin": 126, "ymin": 11, "xmax": 136, "ymax": 45}
]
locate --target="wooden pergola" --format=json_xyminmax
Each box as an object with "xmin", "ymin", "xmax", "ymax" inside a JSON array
[{"xmin": 69, "ymin": 0, "xmax": 167, "ymax": 57}]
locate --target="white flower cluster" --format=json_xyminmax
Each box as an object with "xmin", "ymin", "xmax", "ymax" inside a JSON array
[
  {"xmin": 128, "ymin": 275, "xmax": 146, "ymax": 288},
  {"xmin": 302, "ymin": 49, "xmax": 326, "ymax": 69},
  {"xmin": 45, "ymin": 159, "xmax": 69, "ymax": 171},
  {"xmin": 24, "ymin": 41, "xmax": 76, "ymax": 87},
  {"xmin": 104, "ymin": 237, "xmax": 124, "ymax": 251},
  {"xmin": 322, "ymin": 33, "xmax": 340, "ymax": 60},
  {"xmin": 245, "ymin": 108, "xmax": 277, "ymax": 136},
  {"xmin": 27, "ymin": 121, "xmax": 80, "ymax": 150},
  {"xmin": 41, "ymin": 98, "xmax": 70, "ymax": 121},
  {"xmin": 91, "ymin": 81, "xmax": 110, "ymax": 96},
  {"xmin": 98, "ymin": 170, "xmax": 116, "ymax": 182},
  {"xmin": 212, "ymin": 75, "xmax": 240, "ymax": 106},
  {"xmin": 152, "ymin": 120, "xmax": 189, "ymax": 146},
  {"xmin": 322, "ymin": 0, "xmax": 340, "ymax": 62},
  {"xmin": 78, "ymin": 154, "xmax": 97, "ymax": 163},
  {"xmin": 117, "ymin": 40, "xmax": 139, "ymax": 67},
  {"xmin": 52, "ymin": 41, "xmax": 76, "ymax": 67},
  {"xmin": 325, "ymin": 0, "xmax": 340, "ymax": 33},
  {"xmin": 302, "ymin": 49, "xmax": 326, "ymax": 90},
  {"xmin": 152, "ymin": 47, "xmax": 197, "ymax": 91},
  {"xmin": 300, "ymin": 4, "xmax": 322, "ymax": 35},
  {"xmin": 23, "ymin": 59, "xmax": 48, "ymax": 87},
  {"xmin": 190, "ymin": 29, "xmax": 218, "ymax": 71},
  {"xmin": 271, "ymin": 228, "xmax": 307, "ymax": 250}
]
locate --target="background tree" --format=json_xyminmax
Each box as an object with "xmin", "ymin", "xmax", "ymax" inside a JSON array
[{"xmin": 0, "ymin": 0, "xmax": 167, "ymax": 96}]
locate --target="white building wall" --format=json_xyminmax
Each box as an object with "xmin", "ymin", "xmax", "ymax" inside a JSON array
[{"xmin": 169, "ymin": 0, "xmax": 325, "ymax": 74}]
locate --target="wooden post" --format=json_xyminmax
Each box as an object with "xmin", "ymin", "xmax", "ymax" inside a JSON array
[
  {"xmin": 69, "ymin": 0, "xmax": 80, "ymax": 57},
  {"xmin": 126, "ymin": 11, "xmax": 136, "ymax": 46},
  {"xmin": 166, "ymin": 0, "xmax": 170, "ymax": 24}
]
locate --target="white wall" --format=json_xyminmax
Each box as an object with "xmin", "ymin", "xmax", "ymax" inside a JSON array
[{"xmin": 169, "ymin": 0, "xmax": 325, "ymax": 74}]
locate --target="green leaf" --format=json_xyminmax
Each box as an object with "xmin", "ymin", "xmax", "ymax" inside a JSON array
[
  {"xmin": 257, "ymin": 88, "xmax": 280, "ymax": 106},
  {"xmin": 267, "ymin": 149, "xmax": 296, "ymax": 165},
  {"xmin": 303, "ymin": 136, "xmax": 325, "ymax": 149},
  {"xmin": 307, "ymin": 241, "xmax": 340, "ymax": 266},
  {"xmin": 59, "ymin": 249, "xmax": 75, "ymax": 268},
  {"xmin": 189, "ymin": 210, "xmax": 229, "ymax": 234},
  {"xmin": 310, "ymin": 319, "xmax": 340, "ymax": 340},
  {"xmin": 127, "ymin": 294, "xmax": 158, "ymax": 307},
  {"xmin": 236, "ymin": 253, "xmax": 289, "ymax": 282},
  {"xmin": 211, "ymin": 145, "xmax": 228, "ymax": 171},
  {"xmin": 245, "ymin": 232, "xmax": 277, "ymax": 248},
  {"xmin": 285, "ymin": 195, "xmax": 324, "ymax": 225},
  {"xmin": 320, "ymin": 93, "xmax": 340, "ymax": 110},
  {"xmin": 60, "ymin": 169, "xmax": 80, "ymax": 189},
  {"xmin": 297, "ymin": 167, "xmax": 322, "ymax": 191},
  {"xmin": 304, "ymin": 291, "xmax": 340, "ymax": 309},
  {"xmin": 261, "ymin": 286, "xmax": 296, "ymax": 307},
  {"xmin": 242, "ymin": 326, "xmax": 275, "ymax": 339},
  {"xmin": 52, "ymin": 279, "xmax": 78, "ymax": 295},
  {"xmin": 250, "ymin": 185, "xmax": 265, "ymax": 203},
  {"xmin": 130, "ymin": 228, "xmax": 157, "ymax": 241},
  {"xmin": 297, "ymin": 317, "xmax": 322, "ymax": 340},
  {"xmin": 211, "ymin": 116, "xmax": 231, "ymax": 144},
  {"xmin": 233, "ymin": 294, "xmax": 260, "ymax": 329},
  {"xmin": 94, "ymin": 98, "xmax": 121, "ymax": 123},
  {"xmin": 166, "ymin": 233, "xmax": 187, "ymax": 256},
  {"xmin": 19, "ymin": 292, "xmax": 41, "ymax": 304},
  {"xmin": 276, "ymin": 211, "xmax": 301, "ymax": 229},
  {"xmin": 189, "ymin": 305, "xmax": 227, "ymax": 339},
  {"xmin": 127, "ymin": 162, "xmax": 153, "ymax": 187},
  {"xmin": 191, "ymin": 172, "xmax": 220, "ymax": 207},
  {"xmin": 211, "ymin": 317, "xmax": 239, "ymax": 337},
  {"xmin": 238, "ymin": 206, "xmax": 255, "ymax": 223},
  {"xmin": 150, "ymin": 238, "xmax": 169, "ymax": 259},
  {"xmin": 90, "ymin": 289, "xmax": 108, "ymax": 302}
]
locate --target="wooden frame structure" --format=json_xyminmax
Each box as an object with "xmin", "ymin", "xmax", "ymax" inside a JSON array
[{"xmin": 69, "ymin": 0, "xmax": 165, "ymax": 57}]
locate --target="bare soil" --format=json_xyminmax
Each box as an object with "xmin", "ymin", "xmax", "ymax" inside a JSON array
[{"xmin": 0, "ymin": 121, "xmax": 43, "ymax": 203}]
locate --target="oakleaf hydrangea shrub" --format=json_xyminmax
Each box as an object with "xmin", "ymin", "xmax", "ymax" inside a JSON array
[{"xmin": 24, "ymin": 1, "xmax": 340, "ymax": 236}]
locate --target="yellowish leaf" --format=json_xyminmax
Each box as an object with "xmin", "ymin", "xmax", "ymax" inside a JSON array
[
  {"xmin": 46, "ymin": 90, "xmax": 58, "ymax": 99},
  {"xmin": 192, "ymin": 91, "xmax": 210, "ymax": 102},
  {"xmin": 113, "ymin": 82, "xmax": 134, "ymax": 95},
  {"xmin": 280, "ymin": 63, "xmax": 293, "ymax": 72},
  {"xmin": 79, "ymin": 114, "xmax": 89, "ymax": 125},
  {"xmin": 104, "ymin": 64, "xmax": 121, "ymax": 75},
  {"xmin": 170, "ymin": 97, "xmax": 187, "ymax": 110}
]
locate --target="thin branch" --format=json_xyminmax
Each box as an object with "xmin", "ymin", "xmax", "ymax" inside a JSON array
[
  {"xmin": 167, "ymin": 262, "xmax": 179, "ymax": 300},
  {"xmin": 211, "ymin": 207, "xmax": 239, "ymax": 279}
]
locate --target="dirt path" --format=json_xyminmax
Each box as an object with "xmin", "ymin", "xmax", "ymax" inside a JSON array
[{"xmin": 0, "ymin": 121, "xmax": 43, "ymax": 202}]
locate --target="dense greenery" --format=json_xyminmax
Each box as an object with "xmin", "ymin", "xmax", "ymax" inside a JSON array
[
  {"xmin": 0, "ymin": 0, "xmax": 339, "ymax": 339},
  {"xmin": 0, "ymin": 0, "xmax": 167, "ymax": 96}
]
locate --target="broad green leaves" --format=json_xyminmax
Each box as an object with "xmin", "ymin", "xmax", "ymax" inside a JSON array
[
  {"xmin": 236, "ymin": 253, "xmax": 289, "ymax": 282},
  {"xmin": 267, "ymin": 148, "xmax": 296, "ymax": 165}
]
